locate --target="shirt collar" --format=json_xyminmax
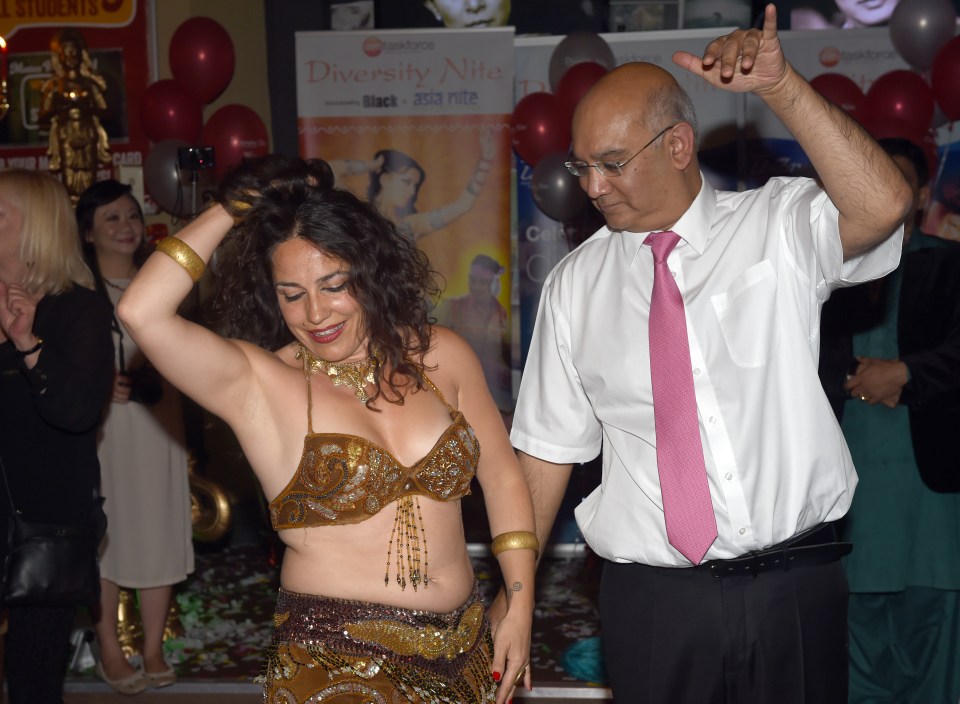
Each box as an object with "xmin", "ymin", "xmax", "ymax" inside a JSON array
[{"xmin": 617, "ymin": 173, "xmax": 717, "ymax": 266}]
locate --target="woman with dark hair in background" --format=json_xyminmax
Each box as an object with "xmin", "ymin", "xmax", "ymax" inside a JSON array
[
  {"xmin": 75, "ymin": 180, "xmax": 194, "ymax": 693},
  {"xmin": 118, "ymin": 155, "xmax": 535, "ymax": 703},
  {"xmin": 0, "ymin": 169, "xmax": 113, "ymax": 703}
]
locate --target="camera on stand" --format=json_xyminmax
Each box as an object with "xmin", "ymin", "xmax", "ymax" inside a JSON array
[
  {"xmin": 176, "ymin": 146, "xmax": 215, "ymax": 216},
  {"xmin": 177, "ymin": 146, "xmax": 215, "ymax": 171}
]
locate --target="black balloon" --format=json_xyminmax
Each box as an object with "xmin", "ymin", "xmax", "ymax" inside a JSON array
[
  {"xmin": 889, "ymin": 0, "xmax": 957, "ymax": 71},
  {"xmin": 531, "ymin": 152, "xmax": 589, "ymax": 222}
]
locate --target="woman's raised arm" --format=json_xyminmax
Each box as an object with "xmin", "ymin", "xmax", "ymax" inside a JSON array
[{"xmin": 117, "ymin": 204, "xmax": 267, "ymax": 426}]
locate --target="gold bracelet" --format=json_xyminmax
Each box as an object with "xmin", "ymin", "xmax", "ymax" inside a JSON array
[
  {"xmin": 156, "ymin": 237, "xmax": 205, "ymax": 283},
  {"xmin": 491, "ymin": 531, "xmax": 539, "ymax": 559}
]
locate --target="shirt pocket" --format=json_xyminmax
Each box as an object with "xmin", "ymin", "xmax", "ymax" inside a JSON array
[{"xmin": 711, "ymin": 260, "xmax": 778, "ymax": 368}]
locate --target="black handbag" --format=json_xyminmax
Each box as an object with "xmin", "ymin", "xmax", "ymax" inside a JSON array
[{"xmin": 0, "ymin": 455, "xmax": 107, "ymax": 607}]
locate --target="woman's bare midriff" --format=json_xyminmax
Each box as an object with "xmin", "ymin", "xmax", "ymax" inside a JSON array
[{"xmin": 276, "ymin": 496, "xmax": 477, "ymax": 613}]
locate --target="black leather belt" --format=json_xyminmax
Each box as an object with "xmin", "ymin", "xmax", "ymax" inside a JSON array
[{"xmin": 698, "ymin": 522, "xmax": 852, "ymax": 578}]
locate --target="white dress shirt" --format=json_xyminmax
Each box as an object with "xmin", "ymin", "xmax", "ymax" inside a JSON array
[{"xmin": 511, "ymin": 175, "xmax": 903, "ymax": 567}]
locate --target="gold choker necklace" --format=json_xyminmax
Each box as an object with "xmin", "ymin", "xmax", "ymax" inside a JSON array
[{"xmin": 296, "ymin": 343, "xmax": 379, "ymax": 405}]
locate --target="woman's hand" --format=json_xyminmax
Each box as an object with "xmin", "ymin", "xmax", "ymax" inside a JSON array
[
  {"xmin": 0, "ymin": 282, "xmax": 39, "ymax": 350},
  {"xmin": 112, "ymin": 372, "xmax": 133, "ymax": 404},
  {"xmin": 490, "ymin": 602, "xmax": 533, "ymax": 704}
]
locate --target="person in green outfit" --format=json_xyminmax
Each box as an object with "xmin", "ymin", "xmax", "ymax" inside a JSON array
[{"xmin": 819, "ymin": 137, "xmax": 960, "ymax": 704}]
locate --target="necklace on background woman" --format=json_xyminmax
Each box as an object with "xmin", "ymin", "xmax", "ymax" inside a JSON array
[{"xmin": 103, "ymin": 264, "xmax": 137, "ymax": 294}]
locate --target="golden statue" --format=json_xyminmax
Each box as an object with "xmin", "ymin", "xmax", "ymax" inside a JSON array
[{"xmin": 39, "ymin": 28, "xmax": 111, "ymax": 202}]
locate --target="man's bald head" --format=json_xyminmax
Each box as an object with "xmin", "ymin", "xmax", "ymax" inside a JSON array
[{"xmin": 574, "ymin": 62, "xmax": 699, "ymax": 148}]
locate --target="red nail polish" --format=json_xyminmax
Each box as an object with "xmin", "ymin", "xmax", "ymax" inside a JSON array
[{"xmin": 492, "ymin": 671, "xmax": 501, "ymax": 682}]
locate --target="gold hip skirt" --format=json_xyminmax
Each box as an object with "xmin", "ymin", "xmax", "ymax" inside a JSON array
[{"xmin": 259, "ymin": 584, "xmax": 496, "ymax": 703}]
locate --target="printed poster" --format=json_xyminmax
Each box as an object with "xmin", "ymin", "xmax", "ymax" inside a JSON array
[{"xmin": 296, "ymin": 28, "xmax": 516, "ymax": 413}]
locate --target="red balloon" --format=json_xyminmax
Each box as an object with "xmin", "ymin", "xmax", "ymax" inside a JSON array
[
  {"xmin": 140, "ymin": 80, "xmax": 203, "ymax": 144},
  {"xmin": 863, "ymin": 115, "xmax": 926, "ymax": 146},
  {"xmin": 201, "ymin": 104, "xmax": 269, "ymax": 180},
  {"xmin": 511, "ymin": 92, "xmax": 571, "ymax": 167},
  {"xmin": 169, "ymin": 17, "xmax": 236, "ymax": 105},
  {"xmin": 931, "ymin": 36, "xmax": 960, "ymax": 121},
  {"xmin": 865, "ymin": 70, "xmax": 935, "ymax": 136},
  {"xmin": 810, "ymin": 73, "xmax": 866, "ymax": 124},
  {"xmin": 555, "ymin": 61, "xmax": 608, "ymax": 118}
]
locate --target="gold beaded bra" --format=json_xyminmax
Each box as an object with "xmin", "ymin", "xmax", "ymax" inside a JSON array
[{"xmin": 269, "ymin": 363, "xmax": 479, "ymax": 590}]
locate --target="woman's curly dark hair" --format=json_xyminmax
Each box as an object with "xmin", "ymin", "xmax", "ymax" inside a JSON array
[{"xmin": 208, "ymin": 154, "xmax": 442, "ymax": 405}]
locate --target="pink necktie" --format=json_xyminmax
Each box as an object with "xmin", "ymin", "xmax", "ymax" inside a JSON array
[{"xmin": 646, "ymin": 230, "xmax": 717, "ymax": 565}]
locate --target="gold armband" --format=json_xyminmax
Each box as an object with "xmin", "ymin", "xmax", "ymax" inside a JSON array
[
  {"xmin": 156, "ymin": 237, "xmax": 205, "ymax": 283},
  {"xmin": 491, "ymin": 531, "xmax": 539, "ymax": 559}
]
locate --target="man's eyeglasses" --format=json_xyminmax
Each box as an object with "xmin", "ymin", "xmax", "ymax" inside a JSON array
[{"xmin": 564, "ymin": 123, "xmax": 679, "ymax": 178}]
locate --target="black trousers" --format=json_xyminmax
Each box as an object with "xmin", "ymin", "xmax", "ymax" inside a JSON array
[
  {"xmin": 599, "ymin": 557, "xmax": 849, "ymax": 704},
  {"xmin": 5, "ymin": 604, "xmax": 75, "ymax": 704}
]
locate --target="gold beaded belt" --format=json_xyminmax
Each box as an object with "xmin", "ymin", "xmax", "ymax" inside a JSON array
[
  {"xmin": 261, "ymin": 585, "xmax": 495, "ymax": 703},
  {"xmin": 271, "ymin": 585, "xmax": 487, "ymax": 668}
]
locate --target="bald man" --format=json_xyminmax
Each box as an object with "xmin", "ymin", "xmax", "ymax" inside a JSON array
[{"xmin": 505, "ymin": 5, "xmax": 911, "ymax": 703}]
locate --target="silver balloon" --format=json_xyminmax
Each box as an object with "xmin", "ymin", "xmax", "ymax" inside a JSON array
[
  {"xmin": 144, "ymin": 138, "xmax": 215, "ymax": 217},
  {"xmin": 548, "ymin": 32, "xmax": 616, "ymax": 92},
  {"xmin": 531, "ymin": 152, "xmax": 589, "ymax": 222},
  {"xmin": 889, "ymin": 0, "xmax": 958, "ymax": 71}
]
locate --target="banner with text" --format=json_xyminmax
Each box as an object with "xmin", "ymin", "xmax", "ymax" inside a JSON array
[{"xmin": 296, "ymin": 27, "xmax": 516, "ymax": 412}]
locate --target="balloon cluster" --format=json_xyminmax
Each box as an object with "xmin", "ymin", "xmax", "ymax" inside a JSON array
[
  {"xmin": 512, "ymin": 32, "xmax": 615, "ymax": 221},
  {"xmin": 141, "ymin": 17, "xmax": 269, "ymax": 215},
  {"xmin": 810, "ymin": 0, "xmax": 959, "ymax": 180}
]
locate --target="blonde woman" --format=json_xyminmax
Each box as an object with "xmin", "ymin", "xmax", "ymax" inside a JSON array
[{"xmin": 0, "ymin": 169, "xmax": 113, "ymax": 703}]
